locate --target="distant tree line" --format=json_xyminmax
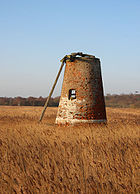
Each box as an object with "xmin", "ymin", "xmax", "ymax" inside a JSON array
[
  {"xmin": 0, "ymin": 94, "xmax": 140, "ymax": 108},
  {"xmin": 105, "ymin": 94, "xmax": 140, "ymax": 108},
  {"xmin": 0, "ymin": 96, "xmax": 60, "ymax": 107}
]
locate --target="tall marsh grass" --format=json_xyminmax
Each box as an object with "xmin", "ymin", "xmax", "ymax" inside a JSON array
[{"xmin": 0, "ymin": 106, "xmax": 140, "ymax": 193}]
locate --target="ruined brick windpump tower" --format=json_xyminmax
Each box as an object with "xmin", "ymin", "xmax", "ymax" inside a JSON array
[{"xmin": 40, "ymin": 52, "xmax": 107, "ymax": 124}]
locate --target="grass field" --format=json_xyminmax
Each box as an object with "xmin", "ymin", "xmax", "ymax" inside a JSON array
[{"xmin": 0, "ymin": 106, "xmax": 140, "ymax": 193}]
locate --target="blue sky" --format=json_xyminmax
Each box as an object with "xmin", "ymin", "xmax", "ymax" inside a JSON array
[{"xmin": 0, "ymin": 0, "xmax": 140, "ymax": 97}]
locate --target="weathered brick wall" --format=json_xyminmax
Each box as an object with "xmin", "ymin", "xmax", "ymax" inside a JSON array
[{"xmin": 55, "ymin": 56, "xmax": 107, "ymax": 124}]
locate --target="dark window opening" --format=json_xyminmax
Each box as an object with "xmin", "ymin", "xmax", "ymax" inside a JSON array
[{"xmin": 69, "ymin": 89, "xmax": 76, "ymax": 100}]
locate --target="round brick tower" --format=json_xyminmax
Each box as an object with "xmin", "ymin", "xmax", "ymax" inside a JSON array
[{"xmin": 55, "ymin": 53, "xmax": 107, "ymax": 125}]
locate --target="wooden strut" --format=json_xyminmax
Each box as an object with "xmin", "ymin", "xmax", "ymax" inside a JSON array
[
  {"xmin": 39, "ymin": 52, "xmax": 94, "ymax": 122},
  {"xmin": 39, "ymin": 61, "xmax": 65, "ymax": 122}
]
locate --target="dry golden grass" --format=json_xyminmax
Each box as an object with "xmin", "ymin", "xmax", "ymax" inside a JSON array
[{"xmin": 0, "ymin": 106, "xmax": 140, "ymax": 193}]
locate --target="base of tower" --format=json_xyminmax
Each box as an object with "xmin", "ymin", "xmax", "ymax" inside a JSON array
[{"xmin": 55, "ymin": 118, "xmax": 107, "ymax": 125}]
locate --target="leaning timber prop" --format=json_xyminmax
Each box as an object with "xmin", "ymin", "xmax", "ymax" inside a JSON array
[{"xmin": 39, "ymin": 52, "xmax": 94, "ymax": 122}]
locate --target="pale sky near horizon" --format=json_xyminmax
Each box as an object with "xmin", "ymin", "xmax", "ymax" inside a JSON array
[{"xmin": 0, "ymin": 0, "xmax": 140, "ymax": 97}]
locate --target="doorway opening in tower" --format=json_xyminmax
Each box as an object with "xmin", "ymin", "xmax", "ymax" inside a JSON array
[{"xmin": 69, "ymin": 89, "xmax": 76, "ymax": 100}]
